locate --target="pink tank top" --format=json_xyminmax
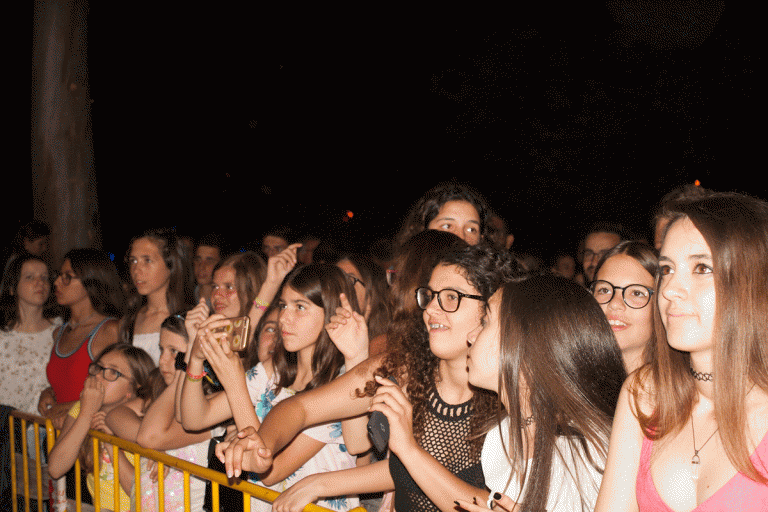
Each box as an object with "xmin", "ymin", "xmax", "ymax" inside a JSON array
[
  {"xmin": 45, "ymin": 318, "xmax": 114, "ymax": 403},
  {"xmin": 636, "ymin": 430, "xmax": 768, "ymax": 511}
]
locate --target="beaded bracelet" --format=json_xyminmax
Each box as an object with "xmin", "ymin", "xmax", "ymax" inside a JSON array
[
  {"xmin": 253, "ymin": 297, "xmax": 270, "ymax": 311},
  {"xmin": 186, "ymin": 369, "xmax": 207, "ymax": 382}
]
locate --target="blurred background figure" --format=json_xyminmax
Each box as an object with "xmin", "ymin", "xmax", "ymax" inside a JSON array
[
  {"xmin": 193, "ymin": 233, "xmax": 224, "ymax": 305},
  {"xmin": 579, "ymin": 222, "xmax": 625, "ymax": 284}
]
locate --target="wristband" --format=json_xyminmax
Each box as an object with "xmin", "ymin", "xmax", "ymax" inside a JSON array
[
  {"xmin": 253, "ymin": 297, "xmax": 270, "ymax": 311},
  {"xmin": 186, "ymin": 368, "xmax": 207, "ymax": 382}
]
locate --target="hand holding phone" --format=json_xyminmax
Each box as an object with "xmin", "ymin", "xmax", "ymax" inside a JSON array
[
  {"xmin": 210, "ymin": 316, "xmax": 251, "ymax": 352},
  {"xmin": 367, "ymin": 375, "xmax": 399, "ymax": 453}
]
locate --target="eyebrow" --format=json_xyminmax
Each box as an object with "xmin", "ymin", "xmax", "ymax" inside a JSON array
[{"xmin": 658, "ymin": 253, "xmax": 712, "ymax": 262}]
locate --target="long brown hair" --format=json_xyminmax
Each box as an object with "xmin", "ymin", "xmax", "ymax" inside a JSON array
[
  {"xmin": 271, "ymin": 263, "xmax": 360, "ymax": 393},
  {"xmin": 497, "ymin": 274, "xmax": 626, "ymax": 511},
  {"xmin": 634, "ymin": 191, "xmax": 768, "ymax": 483}
]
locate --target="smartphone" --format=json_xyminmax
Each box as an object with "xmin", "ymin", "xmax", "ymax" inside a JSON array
[
  {"xmin": 367, "ymin": 376, "xmax": 399, "ymax": 453},
  {"xmin": 210, "ymin": 316, "xmax": 251, "ymax": 352}
]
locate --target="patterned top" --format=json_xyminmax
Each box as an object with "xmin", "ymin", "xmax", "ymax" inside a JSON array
[
  {"xmin": 0, "ymin": 318, "xmax": 61, "ymax": 413},
  {"xmin": 245, "ymin": 363, "xmax": 359, "ymax": 511}
]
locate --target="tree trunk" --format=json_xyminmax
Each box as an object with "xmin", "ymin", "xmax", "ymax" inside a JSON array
[{"xmin": 31, "ymin": 0, "xmax": 100, "ymax": 267}]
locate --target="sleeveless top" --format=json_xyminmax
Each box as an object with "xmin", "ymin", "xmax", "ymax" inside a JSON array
[
  {"xmin": 46, "ymin": 318, "xmax": 115, "ymax": 403},
  {"xmin": 132, "ymin": 331, "xmax": 161, "ymax": 365},
  {"xmin": 636, "ymin": 430, "xmax": 768, "ymax": 511},
  {"xmin": 389, "ymin": 388, "xmax": 484, "ymax": 512}
]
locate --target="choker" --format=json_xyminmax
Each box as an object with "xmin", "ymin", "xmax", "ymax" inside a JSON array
[
  {"xmin": 522, "ymin": 415, "xmax": 534, "ymax": 428},
  {"xmin": 689, "ymin": 367, "xmax": 713, "ymax": 381}
]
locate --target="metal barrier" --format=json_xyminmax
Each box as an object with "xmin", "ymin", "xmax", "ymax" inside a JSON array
[{"xmin": 8, "ymin": 410, "xmax": 365, "ymax": 512}]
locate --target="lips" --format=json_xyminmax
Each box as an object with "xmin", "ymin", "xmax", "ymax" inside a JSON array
[{"xmin": 608, "ymin": 318, "xmax": 629, "ymax": 330}]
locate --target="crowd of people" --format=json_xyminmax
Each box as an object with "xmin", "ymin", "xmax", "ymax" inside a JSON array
[{"xmin": 1, "ymin": 180, "xmax": 766, "ymax": 512}]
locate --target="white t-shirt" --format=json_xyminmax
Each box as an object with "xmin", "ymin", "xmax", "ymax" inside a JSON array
[{"xmin": 482, "ymin": 417, "xmax": 605, "ymax": 512}]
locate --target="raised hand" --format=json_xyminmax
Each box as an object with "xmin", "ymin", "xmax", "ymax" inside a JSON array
[
  {"xmin": 189, "ymin": 313, "xmax": 229, "ymax": 363},
  {"xmin": 325, "ymin": 293, "xmax": 369, "ymax": 365},
  {"xmin": 184, "ymin": 298, "xmax": 211, "ymax": 354},
  {"xmin": 198, "ymin": 318, "xmax": 245, "ymax": 390},
  {"xmin": 265, "ymin": 243, "xmax": 302, "ymax": 286}
]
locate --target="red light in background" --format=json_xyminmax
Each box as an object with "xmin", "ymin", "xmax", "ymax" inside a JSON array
[
  {"xmin": 347, "ymin": 210, "xmax": 354, "ymax": 218},
  {"xmin": 694, "ymin": 180, "xmax": 701, "ymax": 186}
]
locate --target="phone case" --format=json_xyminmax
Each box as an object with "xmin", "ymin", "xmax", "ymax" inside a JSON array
[{"xmin": 211, "ymin": 316, "xmax": 251, "ymax": 351}]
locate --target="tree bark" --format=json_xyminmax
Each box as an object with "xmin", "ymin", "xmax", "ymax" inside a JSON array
[{"xmin": 31, "ymin": 0, "xmax": 100, "ymax": 267}]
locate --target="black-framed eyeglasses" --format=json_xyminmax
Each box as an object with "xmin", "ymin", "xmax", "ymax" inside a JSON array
[
  {"xmin": 54, "ymin": 271, "xmax": 78, "ymax": 286},
  {"xmin": 88, "ymin": 362, "xmax": 132, "ymax": 383},
  {"xmin": 346, "ymin": 274, "xmax": 366, "ymax": 289},
  {"xmin": 415, "ymin": 287, "xmax": 484, "ymax": 313},
  {"xmin": 590, "ymin": 280, "xmax": 654, "ymax": 309}
]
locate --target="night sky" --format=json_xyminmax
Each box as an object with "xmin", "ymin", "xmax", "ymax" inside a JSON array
[{"xmin": 11, "ymin": 2, "xmax": 762, "ymax": 265}]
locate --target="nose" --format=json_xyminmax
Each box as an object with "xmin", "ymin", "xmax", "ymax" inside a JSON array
[
  {"xmin": 423, "ymin": 292, "xmax": 442, "ymax": 314},
  {"xmin": 607, "ymin": 290, "xmax": 626, "ymax": 311},
  {"xmin": 467, "ymin": 323, "xmax": 481, "ymax": 345},
  {"xmin": 661, "ymin": 273, "xmax": 686, "ymax": 302}
]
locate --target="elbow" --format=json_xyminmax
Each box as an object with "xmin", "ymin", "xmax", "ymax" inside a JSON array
[
  {"xmin": 344, "ymin": 440, "xmax": 372, "ymax": 456},
  {"xmin": 136, "ymin": 429, "xmax": 160, "ymax": 450},
  {"xmin": 47, "ymin": 461, "xmax": 67, "ymax": 480}
]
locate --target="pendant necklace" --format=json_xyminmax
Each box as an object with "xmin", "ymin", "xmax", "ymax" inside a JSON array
[{"xmin": 690, "ymin": 415, "xmax": 718, "ymax": 481}]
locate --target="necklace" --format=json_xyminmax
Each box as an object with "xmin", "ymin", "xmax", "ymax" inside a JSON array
[
  {"xmin": 522, "ymin": 415, "xmax": 534, "ymax": 428},
  {"xmin": 690, "ymin": 415, "xmax": 718, "ymax": 481},
  {"xmin": 689, "ymin": 367, "xmax": 713, "ymax": 381}
]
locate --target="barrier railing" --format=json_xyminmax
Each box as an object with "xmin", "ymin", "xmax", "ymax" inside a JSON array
[{"xmin": 8, "ymin": 410, "xmax": 365, "ymax": 512}]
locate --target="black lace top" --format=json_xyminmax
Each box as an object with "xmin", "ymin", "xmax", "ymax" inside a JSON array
[{"xmin": 389, "ymin": 388, "xmax": 485, "ymax": 511}]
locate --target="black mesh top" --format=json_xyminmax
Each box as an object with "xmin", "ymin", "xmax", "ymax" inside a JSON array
[{"xmin": 389, "ymin": 388, "xmax": 485, "ymax": 511}]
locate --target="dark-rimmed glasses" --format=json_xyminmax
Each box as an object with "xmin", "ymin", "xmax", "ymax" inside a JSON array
[
  {"xmin": 346, "ymin": 274, "xmax": 366, "ymax": 289},
  {"xmin": 590, "ymin": 280, "xmax": 654, "ymax": 309},
  {"xmin": 415, "ymin": 287, "xmax": 484, "ymax": 313},
  {"xmin": 88, "ymin": 362, "xmax": 132, "ymax": 383},
  {"xmin": 54, "ymin": 271, "xmax": 78, "ymax": 286}
]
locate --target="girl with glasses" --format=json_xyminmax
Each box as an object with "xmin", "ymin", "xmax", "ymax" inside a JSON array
[
  {"xmin": 217, "ymin": 240, "xmax": 517, "ymax": 512},
  {"xmin": 595, "ymin": 192, "xmax": 768, "ymax": 512},
  {"xmin": 591, "ymin": 241, "xmax": 659, "ymax": 374},
  {"xmin": 48, "ymin": 343, "xmax": 155, "ymax": 511},
  {"xmin": 40, "ymin": 248, "xmax": 124, "ymax": 430}
]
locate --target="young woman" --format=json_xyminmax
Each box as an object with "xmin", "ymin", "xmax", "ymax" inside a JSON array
[
  {"xmin": 40, "ymin": 248, "xmax": 124, "ymax": 430},
  {"xmin": 591, "ymin": 241, "xmax": 659, "ymax": 374},
  {"xmin": 47, "ymin": 344, "xmax": 155, "ymax": 511},
  {"xmin": 0, "ymin": 254, "xmax": 62, "ymax": 414},
  {"xmin": 217, "ymin": 241, "xmax": 516, "ymax": 512},
  {"xmin": 180, "ymin": 263, "xmax": 366, "ymax": 511},
  {"xmin": 595, "ymin": 192, "xmax": 768, "ymax": 512},
  {"xmin": 396, "ymin": 181, "xmax": 491, "ymax": 248},
  {"xmin": 106, "ymin": 315, "xmax": 217, "ymax": 512},
  {"xmin": 121, "ymin": 228, "xmax": 193, "ymax": 364},
  {"xmin": 456, "ymin": 274, "xmax": 626, "ymax": 512},
  {"xmin": 243, "ymin": 303, "xmax": 280, "ymax": 377}
]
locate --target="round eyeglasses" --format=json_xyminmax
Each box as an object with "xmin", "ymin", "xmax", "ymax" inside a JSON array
[
  {"xmin": 590, "ymin": 280, "xmax": 654, "ymax": 309},
  {"xmin": 88, "ymin": 362, "xmax": 132, "ymax": 383},
  {"xmin": 54, "ymin": 271, "xmax": 78, "ymax": 286},
  {"xmin": 415, "ymin": 287, "xmax": 484, "ymax": 313}
]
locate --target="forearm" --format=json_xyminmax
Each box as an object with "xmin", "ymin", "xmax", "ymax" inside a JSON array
[
  {"xmin": 180, "ymin": 360, "xmax": 229, "ymax": 430},
  {"xmin": 225, "ymin": 375, "xmax": 262, "ymax": 433},
  {"xmin": 116, "ymin": 450, "xmax": 135, "ymax": 496},
  {"xmin": 340, "ymin": 415, "xmax": 372, "ymax": 455},
  {"xmin": 397, "ymin": 443, "xmax": 487, "ymax": 511},
  {"xmin": 138, "ymin": 374, "xmax": 187, "ymax": 449},
  {"xmin": 48, "ymin": 416, "xmax": 90, "ymax": 479},
  {"xmin": 258, "ymin": 398, "xmax": 309, "ymax": 455},
  {"xmin": 106, "ymin": 406, "xmax": 142, "ymax": 442},
  {"xmin": 316, "ymin": 459, "xmax": 394, "ymax": 496}
]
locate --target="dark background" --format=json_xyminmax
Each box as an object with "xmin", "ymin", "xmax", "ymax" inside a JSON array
[{"xmin": 9, "ymin": 2, "xmax": 762, "ymax": 266}]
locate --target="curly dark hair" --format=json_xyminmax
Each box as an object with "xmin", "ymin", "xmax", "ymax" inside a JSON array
[
  {"xmin": 362, "ymin": 240, "xmax": 520, "ymax": 456},
  {"xmin": 395, "ymin": 181, "xmax": 491, "ymax": 248}
]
